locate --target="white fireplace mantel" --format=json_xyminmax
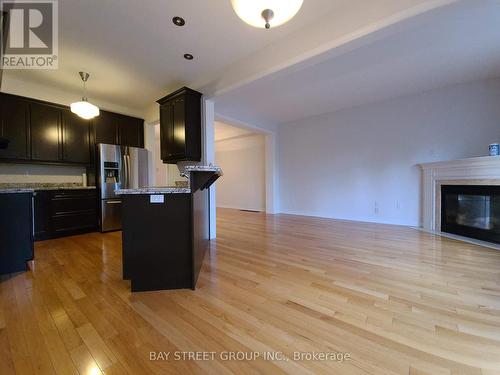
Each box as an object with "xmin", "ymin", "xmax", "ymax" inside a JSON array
[{"xmin": 419, "ymin": 156, "xmax": 500, "ymax": 231}]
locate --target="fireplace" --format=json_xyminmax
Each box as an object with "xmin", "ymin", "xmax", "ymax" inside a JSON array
[{"xmin": 441, "ymin": 185, "xmax": 500, "ymax": 244}]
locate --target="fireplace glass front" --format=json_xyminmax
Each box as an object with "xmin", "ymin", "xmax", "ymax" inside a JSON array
[{"xmin": 441, "ymin": 185, "xmax": 500, "ymax": 244}]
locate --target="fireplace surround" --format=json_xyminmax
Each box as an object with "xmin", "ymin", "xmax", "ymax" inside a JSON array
[{"xmin": 419, "ymin": 156, "xmax": 500, "ymax": 245}]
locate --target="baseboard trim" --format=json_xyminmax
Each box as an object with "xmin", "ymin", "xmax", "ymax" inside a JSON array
[
  {"xmin": 278, "ymin": 209, "xmax": 418, "ymax": 227},
  {"xmin": 217, "ymin": 204, "xmax": 265, "ymax": 212}
]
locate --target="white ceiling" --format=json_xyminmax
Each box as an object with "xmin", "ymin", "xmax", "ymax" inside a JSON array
[
  {"xmin": 3, "ymin": 0, "xmax": 346, "ymax": 114},
  {"xmin": 214, "ymin": 0, "xmax": 500, "ymax": 127}
]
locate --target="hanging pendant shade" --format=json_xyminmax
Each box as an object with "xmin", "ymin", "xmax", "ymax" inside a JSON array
[
  {"xmin": 70, "ymin": 99, "xmax": 100, "ymax": 120},
  {"xmin": 70, "ymin": 72, "xmax": 100, "ymax": 120}
]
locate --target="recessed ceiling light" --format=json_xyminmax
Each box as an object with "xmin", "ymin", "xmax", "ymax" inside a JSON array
[
  {"xmin": 184, "ymin": 54, "xmax": 194, "ymax": 60},
  {"xmin": 172, "ymin": 17, "xmax": 185, "ymax": 26}
]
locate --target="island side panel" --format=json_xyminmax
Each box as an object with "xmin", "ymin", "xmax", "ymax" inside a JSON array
[
  {"xmin": 121, "ymin": 193, "xmax": 193, "ymax": 291},
  {"xmin": 192, "ymin": 187, "xmax": 210, "ymax": 288}
]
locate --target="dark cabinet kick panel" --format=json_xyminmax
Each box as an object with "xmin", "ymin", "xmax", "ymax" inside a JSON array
[{"xmin": 157, "ymin": 87, "xmax": 201, "ymax": 164}]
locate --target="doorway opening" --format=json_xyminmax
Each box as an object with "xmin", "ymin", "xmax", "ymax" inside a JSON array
[{"xmin": 215, "ymin": 121, "xmax": 266, "ymax": 212}]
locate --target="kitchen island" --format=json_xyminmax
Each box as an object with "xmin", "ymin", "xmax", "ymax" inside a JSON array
[{"xmin": 116, "ymin": 166, "xmax": 222, "ymax": 292}]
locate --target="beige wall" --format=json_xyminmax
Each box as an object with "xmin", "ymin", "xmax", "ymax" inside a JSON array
[
  {"xmin": 215, "ymin": 133, "xmax": 266, "ymax": 212},
  {"xmin": 0, "ymin": 164, "xmax": 86, "ymax": 184}
]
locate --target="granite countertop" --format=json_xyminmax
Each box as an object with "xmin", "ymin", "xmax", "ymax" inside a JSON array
[
  {"xmin": 0, "ymin": 188, "xmax": 35, "ymax": 194},
  {"xmin": 0, "ymin": 183, "xmax": 96, "ymax": 191},
  {"xmin": 115, "ymin": 166, "xmax": 223, "ymax": 195},
  {"xmin": 184, "ymin": 165, "xmax": 223, "ymax": 175},
  {"xmin": 33, "ymin": 186, "xmax": 96, "ymax": 191},
  {"xmin": 115, "ymin": 187, "xmax": 191, "ymax": 195}
]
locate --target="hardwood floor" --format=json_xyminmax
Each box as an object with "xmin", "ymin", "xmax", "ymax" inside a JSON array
[{"xmin": 1, "ymin": 208, "xmax": 500, "ymax": 374}]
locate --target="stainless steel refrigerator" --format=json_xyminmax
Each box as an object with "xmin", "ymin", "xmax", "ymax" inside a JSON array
[{"xmin": 98, "ymin": 143, "xmax": 149, "ymax": 232}]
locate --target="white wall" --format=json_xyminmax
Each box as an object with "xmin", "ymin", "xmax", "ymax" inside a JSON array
[
  {"xmin": 150, "ymin": 123, "xmax": 188, "ymax": 187},
  {"xmin": 144, "ymin": 122, "xmax": 157, "ymax": 186},
  {"xmin": 278, "ymin": 79, "xmax": 500, "ymax": 226},
  {"xmin": 216, "ymin": 133, "xmax": 266, "ymax": 212},
  {"xmin": 152, "ymin": 124, "xmax": 166, "ymax": 186}
]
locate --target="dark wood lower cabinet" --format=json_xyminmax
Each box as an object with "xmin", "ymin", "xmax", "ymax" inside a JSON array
[
  {"xmin": 34, "ymin": 190, "xmax": 52, "ymax": 240},
  {"xmin": 34, "ymin": 189, "xmax": 98, "ymax": 240},
  {"xmin": 0, "ymin": 193, "xmax": 34, "ymax": 275}
]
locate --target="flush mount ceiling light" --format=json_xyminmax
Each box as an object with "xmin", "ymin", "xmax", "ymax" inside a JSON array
[
  {"xmin": 70, "ymin": 72, "xmax": 100, "ymax": 120},
  {"xmin": 231, "ymin": 0, "xmax": 303, "ymax": 29}
]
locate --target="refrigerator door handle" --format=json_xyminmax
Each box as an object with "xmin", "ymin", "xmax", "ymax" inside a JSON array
[
  {"xmin": 122, "ymin": 153, "xmax": 129, "ymax": 189},
  {"xmin": 127, "ymin": 154, "xmax": 132, "ymax": 189},
  {"xmin": 106, "ymin": 200, "xmax": 122, "ymax": 204}
]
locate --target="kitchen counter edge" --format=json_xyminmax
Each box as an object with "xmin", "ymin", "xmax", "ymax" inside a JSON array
[{"xmin": 115, "ymin": 187, "xmax": 191, "ymax": 195}]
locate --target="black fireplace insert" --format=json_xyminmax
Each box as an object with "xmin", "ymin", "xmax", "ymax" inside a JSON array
[{"xmin": 441, "ymin": 185, "xmax": 500, "ymax": 244}]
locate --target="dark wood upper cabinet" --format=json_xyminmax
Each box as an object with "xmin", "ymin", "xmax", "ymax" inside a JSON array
[
  {"xmin": 0, "ymin": 92, "xmax": 145, "ymax": 164},
  {"xmin": 117, "ymin": 114, "xmax": 144, "ymax": 148},
  {"xmin": 159, "ymin": 101, "xmax": 173, "ymax": 159},
  {"xmin": 0, "ymin": 94, "xmax": 29, "ymax": 160},
  {"xmin": 94, "ymin": 110, "xmax": 118, "ymax": 145},
  {"xmin": 157, "ymin": 87, "xmax": 201, "ymax": 164},
  {"xmin": 94, "ymin": 111, "xmax": 144, "ymax": 148},
  {"xmin": 30, "ymin": 102, "xmax": 61, "ymax": 161},
  {"xmin": 61, "ymin": 109, "xmax": 90, "ymax": 164}
]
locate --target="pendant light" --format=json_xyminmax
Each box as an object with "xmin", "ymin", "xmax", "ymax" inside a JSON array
[
  {"xmin": 230, "ymin": 0, "xmax": 303, "ymax": 29},
  {"xmin": 70, "ymin": 72, "xmax": 100, "ymax": 120}
]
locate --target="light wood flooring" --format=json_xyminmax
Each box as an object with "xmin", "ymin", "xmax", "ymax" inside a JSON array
[{"xmin": 1, "ymin": 208, "xmax": 500, "ymax": 374}]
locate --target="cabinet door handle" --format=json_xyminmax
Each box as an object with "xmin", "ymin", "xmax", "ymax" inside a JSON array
[{"xmin": 106, "ymin": 200, "xmax": 121, "ymax": 204}]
